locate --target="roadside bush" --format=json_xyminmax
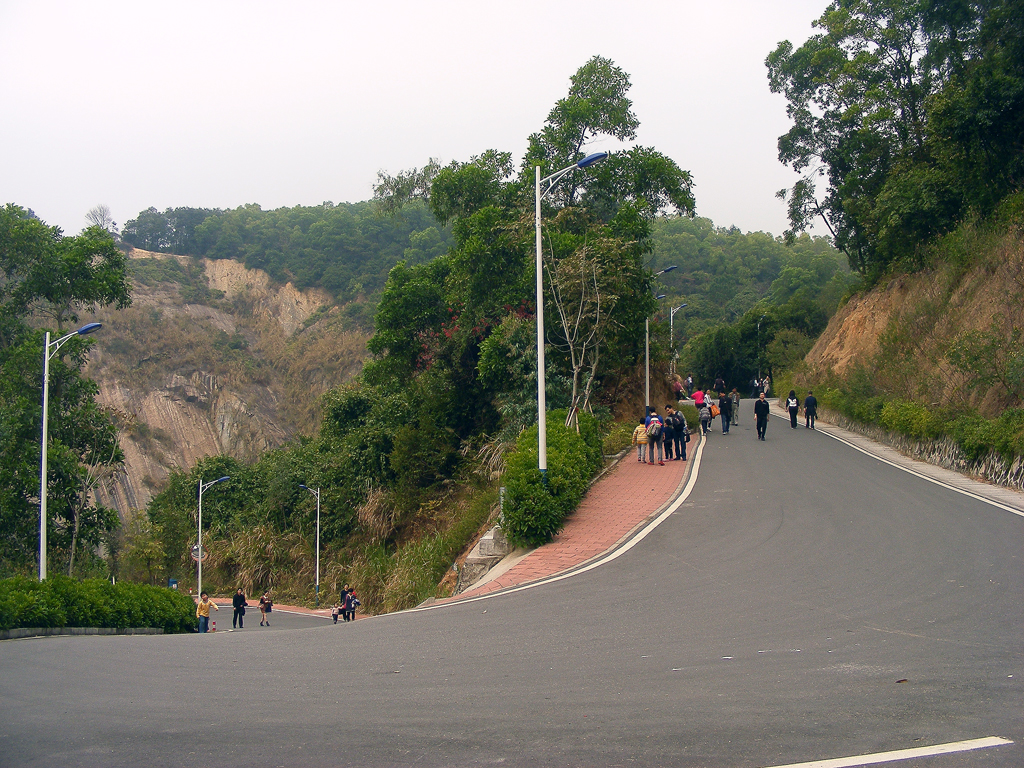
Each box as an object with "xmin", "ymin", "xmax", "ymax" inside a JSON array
[
  {"xmin": 501, "ymin": 409, "xmax": 603, "ymax": 548},
  {"xmin": 677, "ymin": 404, "xmax": 699, "ymax": 431},
  {"xmin": 0, "ymin": 576, "xmax": 196, "ymax": 633},
  {"xmin": 880, "ymin": 399, "xmax": 936, "ymax": 440},
  {"xmin": 602, "ymin": 421, "xmax": 636, "ymax": 455}
]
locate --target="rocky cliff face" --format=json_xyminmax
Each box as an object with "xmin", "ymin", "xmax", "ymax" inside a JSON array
[{"xmin": 88, "ymin": 249, "xmax": 365, "ymax": 515}]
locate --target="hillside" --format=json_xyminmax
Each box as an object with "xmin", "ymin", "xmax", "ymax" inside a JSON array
[
  {"xmin": 805, "ymin": 224, "xmax": 1024, "ymax": 418},
  {"xmin": 84, "ymin": 249, "xmax": 368, "ymax": 514}
]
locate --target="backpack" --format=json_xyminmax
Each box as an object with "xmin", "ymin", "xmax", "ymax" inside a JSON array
[{"xmin": 646, "ymin": 418, "xmax": 662, "ymax": 439}]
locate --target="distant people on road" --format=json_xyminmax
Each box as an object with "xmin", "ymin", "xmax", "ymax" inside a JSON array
[
  {"xmin": 754, "ymin": 392, "xmax": 770, "ymax": 440},
  {"xmin": 750, "ymin": 377, "xmax": 761, "ymax": 398},
  {"xmin": 685, "ymin": 374, "xmax": 694, "ymax": 397},
  {"xmin": 631, "ymin": 418, "xmax": 650, "ymax": 463},
  {"xmin": 672, "ymin": 376, "xmax": 683, "ymax": 401},
  {"xmin": 762, "ymin": 376, "xmax": 772, "ymax": 397},
  {"xmin": 259, "ymin": 592, "xmax": 272, "ymax": 626},
  {"xmin": 343, "ymin": 588, "xmax": 360, "ymax": 621},
  {"xmin": 332, "ymin": 603, "xmax": 340, "ymax": 624},
  {"xmin": 714, "ymin": 375, "xmax": 725, "ymax": 394},
  {"xmin": 231, "ymin": 588, "xmax": 247, "ymax": 629},
  {"xmin": 729, "ymin": 388, "xmax": 741, "ymax": 425},
  {"xmin": 718, "ymin": 391, "xmax": 733, "ymax": 434},
  {"xmin": 196, "ymin": 592, "xmax": 218, "ymax": 633},
  {"xmin": 804, "ymin": 390, "xmax": 818, "ymax": 429},
  {"xmin": 787, "ymin": 390, "xmax": 800, "ymax": 429},
  {"xmin": 692, "ymin": 388, "xmax": 705, "ymax": 409}
]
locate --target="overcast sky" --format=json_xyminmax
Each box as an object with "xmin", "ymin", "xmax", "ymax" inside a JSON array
[{"xmin": 0, "ymin": 0, "xmax": 829, "ymax": 238}]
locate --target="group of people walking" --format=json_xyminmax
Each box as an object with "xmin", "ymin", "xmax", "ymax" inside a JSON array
[
  {"xmin": 194, "ymin": 588, "xmax": 275, "ymax": 632},
  {"xmin": 631, "ymin": 404, "xmax": 690, "ymax": 465},
  {"xmin": 332, "ymin": 585, "xmax": 360, "ymax": 623}
]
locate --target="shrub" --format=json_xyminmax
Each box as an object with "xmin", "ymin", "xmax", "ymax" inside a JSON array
[
  {"xmin": 0, "ymin": 576, "xmax": 196, "ymax": 633},
  {"xmin": 880, "ymin": 399, "xmax": 935, "ymax": 440},
  {"xmin": 602, "ymin": 421, "xmax": 636, "ymax": 455},
  {"xmin": 501, "ymin": 409, "xmax": 603, "ymax": 548}
]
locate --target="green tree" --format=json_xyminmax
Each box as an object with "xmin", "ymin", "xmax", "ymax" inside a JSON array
[{"xmin": 0, "ymin": 205, "xmax": 131, "ymax": 576}]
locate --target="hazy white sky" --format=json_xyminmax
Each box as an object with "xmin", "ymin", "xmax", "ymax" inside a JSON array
[{"xmin": 0, "ymin": 0, "xmax": 828, "ymax": 238}]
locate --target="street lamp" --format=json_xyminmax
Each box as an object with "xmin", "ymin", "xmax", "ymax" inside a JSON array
[
  {"xmin": 39, "ymin": 322, "xmax": 102, "ymax": 581},
  {"xmin": 757, "ymin": 313, "xmax": 767, "ymax": 380},
  {"xmin": 300, "ymin": 485, "xmax": 321, "ymax": 606},
  {"xmin": 196, "ymin": 475, "xmax": 229, "ymax": 596},
  {"xmin": 669, "ymin": 304, "xmax": 688, "ymax": 375},
  {"xmin": 645, "ymin": 267, "xmax": 677, "ymax": 408},
  {"xmin": 535, "ymin": 151, "xmax": 608, "ymax": 479}
]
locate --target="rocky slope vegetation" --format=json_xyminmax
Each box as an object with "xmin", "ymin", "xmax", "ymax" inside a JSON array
[
  {"xmin": 84, "ymin": 249, "xmax": 369, "ymax": 515},
  {"xmin": 805, "ymin": 225, "xmax": 1024, "ymax": 417}
]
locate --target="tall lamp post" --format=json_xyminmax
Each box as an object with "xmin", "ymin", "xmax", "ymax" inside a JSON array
[
  {"xmin": 535, "ymin": 151, "xmax": 607, "ymax": 479},
  {"xmin": 669, "ymin": 304, "xmax": 687, "ymax": 375},
  {"xmin": 300, "ymin": 485, "xmax": 321, "ymax": 606},
  {"xmin": 645, "ymin": 267, "xmax": 677, "ymax": 408},
  {"xmin": 39, "ymin": 322, "xmax": 103, "ymax": 581},
  {"xmin": 197, "ymin": 476, "xmax": 229, "ymax": 596}
]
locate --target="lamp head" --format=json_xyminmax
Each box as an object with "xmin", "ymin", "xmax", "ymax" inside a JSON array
[
  {"xmin": 577, "ymin": 152, "xmax": 608, "ymax": 168},
  {"xmin": 77, "ymin": 323, "xmax": 102, "ymax": 335}
]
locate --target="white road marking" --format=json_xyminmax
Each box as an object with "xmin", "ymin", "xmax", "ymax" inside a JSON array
[
  {"xmin": 409, "ymin": 433, "xmax": 709, "ymax": 612},
  {"xmin": 762, "ymin": 736, "xmax": 1012, "ymax": 768},
  {"xmin": 810, "ymin": 422, "xmax": 1024, "ymax": 519}
]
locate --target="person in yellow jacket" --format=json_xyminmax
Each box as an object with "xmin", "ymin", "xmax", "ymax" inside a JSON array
[
  {"xmin": 631, "ymin": 418, "xmax": 649, "ymax": 463},
  {"xmin": 196, "ymin": 592, "xmax": 219, "ymax": 633}
]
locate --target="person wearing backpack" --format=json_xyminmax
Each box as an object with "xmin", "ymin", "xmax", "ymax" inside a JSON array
[
  {"xmin": 666, "ymin": 405, "xmax": 687, "ymax": 461},
  {"xmin": 662, "ymin": 406, "xmax": 676, "ymax": 460},
  {"xmin": 698, "ymin": 403, "xmax": 712, "ymax": 436},
  {"xmin": 787, "ymin": 390, "xmax": 801, "ymax": 429},
  {"xmin": 645, "ymin": 408, "xmax": 665, "ymax": 466},
  {"xmin": 718, "ymin": 391, "xmax": 733, "ymax": 434}
]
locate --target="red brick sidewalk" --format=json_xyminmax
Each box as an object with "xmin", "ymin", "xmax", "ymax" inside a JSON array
[{"xmin": 446, "ymin": 440, "xmax": 698, "ymax": 602}]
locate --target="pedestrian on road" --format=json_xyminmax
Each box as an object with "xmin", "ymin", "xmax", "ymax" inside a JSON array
[
  {"xmin": 196, "ymin": 592, "xmax": 218, "ymax": 633},
  {"xmin": 698, "ymin": 403, "xmax": 712, "ymax": 436},
  {"xmin": 730, "ymin": 388, "xmax": 741, "ymax": 425},
  {"xmin": 692, "ymin": 388, "xmax": 705, "ymax": 410},
  {"xmin": 231, "ymin": 588, "xmax": 247, "ymax": 629},
  {"xmin": 718, "ymin": 391, "xmax": 733, "ymax": 434},
  {"xmin": 331, "ymin": 603, "xmax": 340, "ymax": 624},
  {"xmin": 714, "ymin": 375, "xmax": 725, "ymax": 395},
  {"xmin": 646, "ymin": 408, "xmax": 665, "ymax": 465},
  {"xmin": 787, "ymin": 390, "xmax": 801, "ymax": 429},
  {"xmin": 259, "ymin": 592, "xmax": 272, "ymax": 626},
  {"xmin": 631, "ymin": 418, "xmax": 649, "ymax": 463},
  {"xmin": 754, "ymin": 392, "xmax": 770, "ymax": 440},
  {"xmin": 341, "ymin": 585, "xmax": 354, "ymax": 621},
  {"xmin": 804, "ymin": 390, "xmax": 818, "ymax": 429}
]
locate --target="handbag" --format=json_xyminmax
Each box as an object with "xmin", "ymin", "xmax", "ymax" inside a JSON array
[{"xmin": 710, "ymin": 404, "xmax": 720, "ymax": 417}]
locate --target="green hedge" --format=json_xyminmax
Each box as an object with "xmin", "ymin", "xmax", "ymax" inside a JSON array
[
  {"xmin": 815, "ymin": 387, "xmax": 1024, "ymax": 464},
  {"xmin": 501, "ymin": 409, "xmax": 604, "ymax": 548},
  {"xmin": 0, "ymin": 576, "xmax": 197, "ymax": 633}
]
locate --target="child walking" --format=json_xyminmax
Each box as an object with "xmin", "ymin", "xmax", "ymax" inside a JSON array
[{"xmin": 631, "ymin": 418, "xmax": 649, "ymax": 463}]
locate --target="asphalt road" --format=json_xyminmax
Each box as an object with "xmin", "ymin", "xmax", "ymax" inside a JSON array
[{"xmin": 1, "ymin": 410, "xmax": 1021, "ymax": 767}]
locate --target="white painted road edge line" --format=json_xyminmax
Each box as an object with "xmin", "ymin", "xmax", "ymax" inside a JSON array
[
  {"xmin": 762, "ymin": 736, "xmax": 1013, "ymax": 768},
  {"xmin": 813, "ymin": 421, "xmax": 1024, "ymax": 519},
  {"xmin": 409, "ymin": 434, "xmax": 709, "ymax": 612}
]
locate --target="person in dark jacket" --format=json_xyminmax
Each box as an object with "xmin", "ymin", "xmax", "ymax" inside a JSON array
[
  {"xmin": 231, "ymin": 588, "xmax": 247, "ymax": 629},
  {"xmin": 787, "ymin": 390, "xmax": 800, "ymax": 429},
  {"xmin": 753, "ymin": 392, "xmax": 770, "ymax": 440},
  {"xmin": 804, "ymin": 390, "xmax": 818, "ymax": 429},
  {"xmin": 662, "ymin": 406, "xmax": 676, "ymax": 460},
  {"xmin": 666, "ymin": 405, "xmax": 687, "ymax": 461},
  {"xmin": 718, "ymin": 392, "xmax": 733, "ymax": 434}
]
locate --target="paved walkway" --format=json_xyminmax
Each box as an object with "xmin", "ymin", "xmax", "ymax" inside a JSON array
[{"xmin": 439, "ymin": 439, "xmax": 700, "ymax": 603}]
